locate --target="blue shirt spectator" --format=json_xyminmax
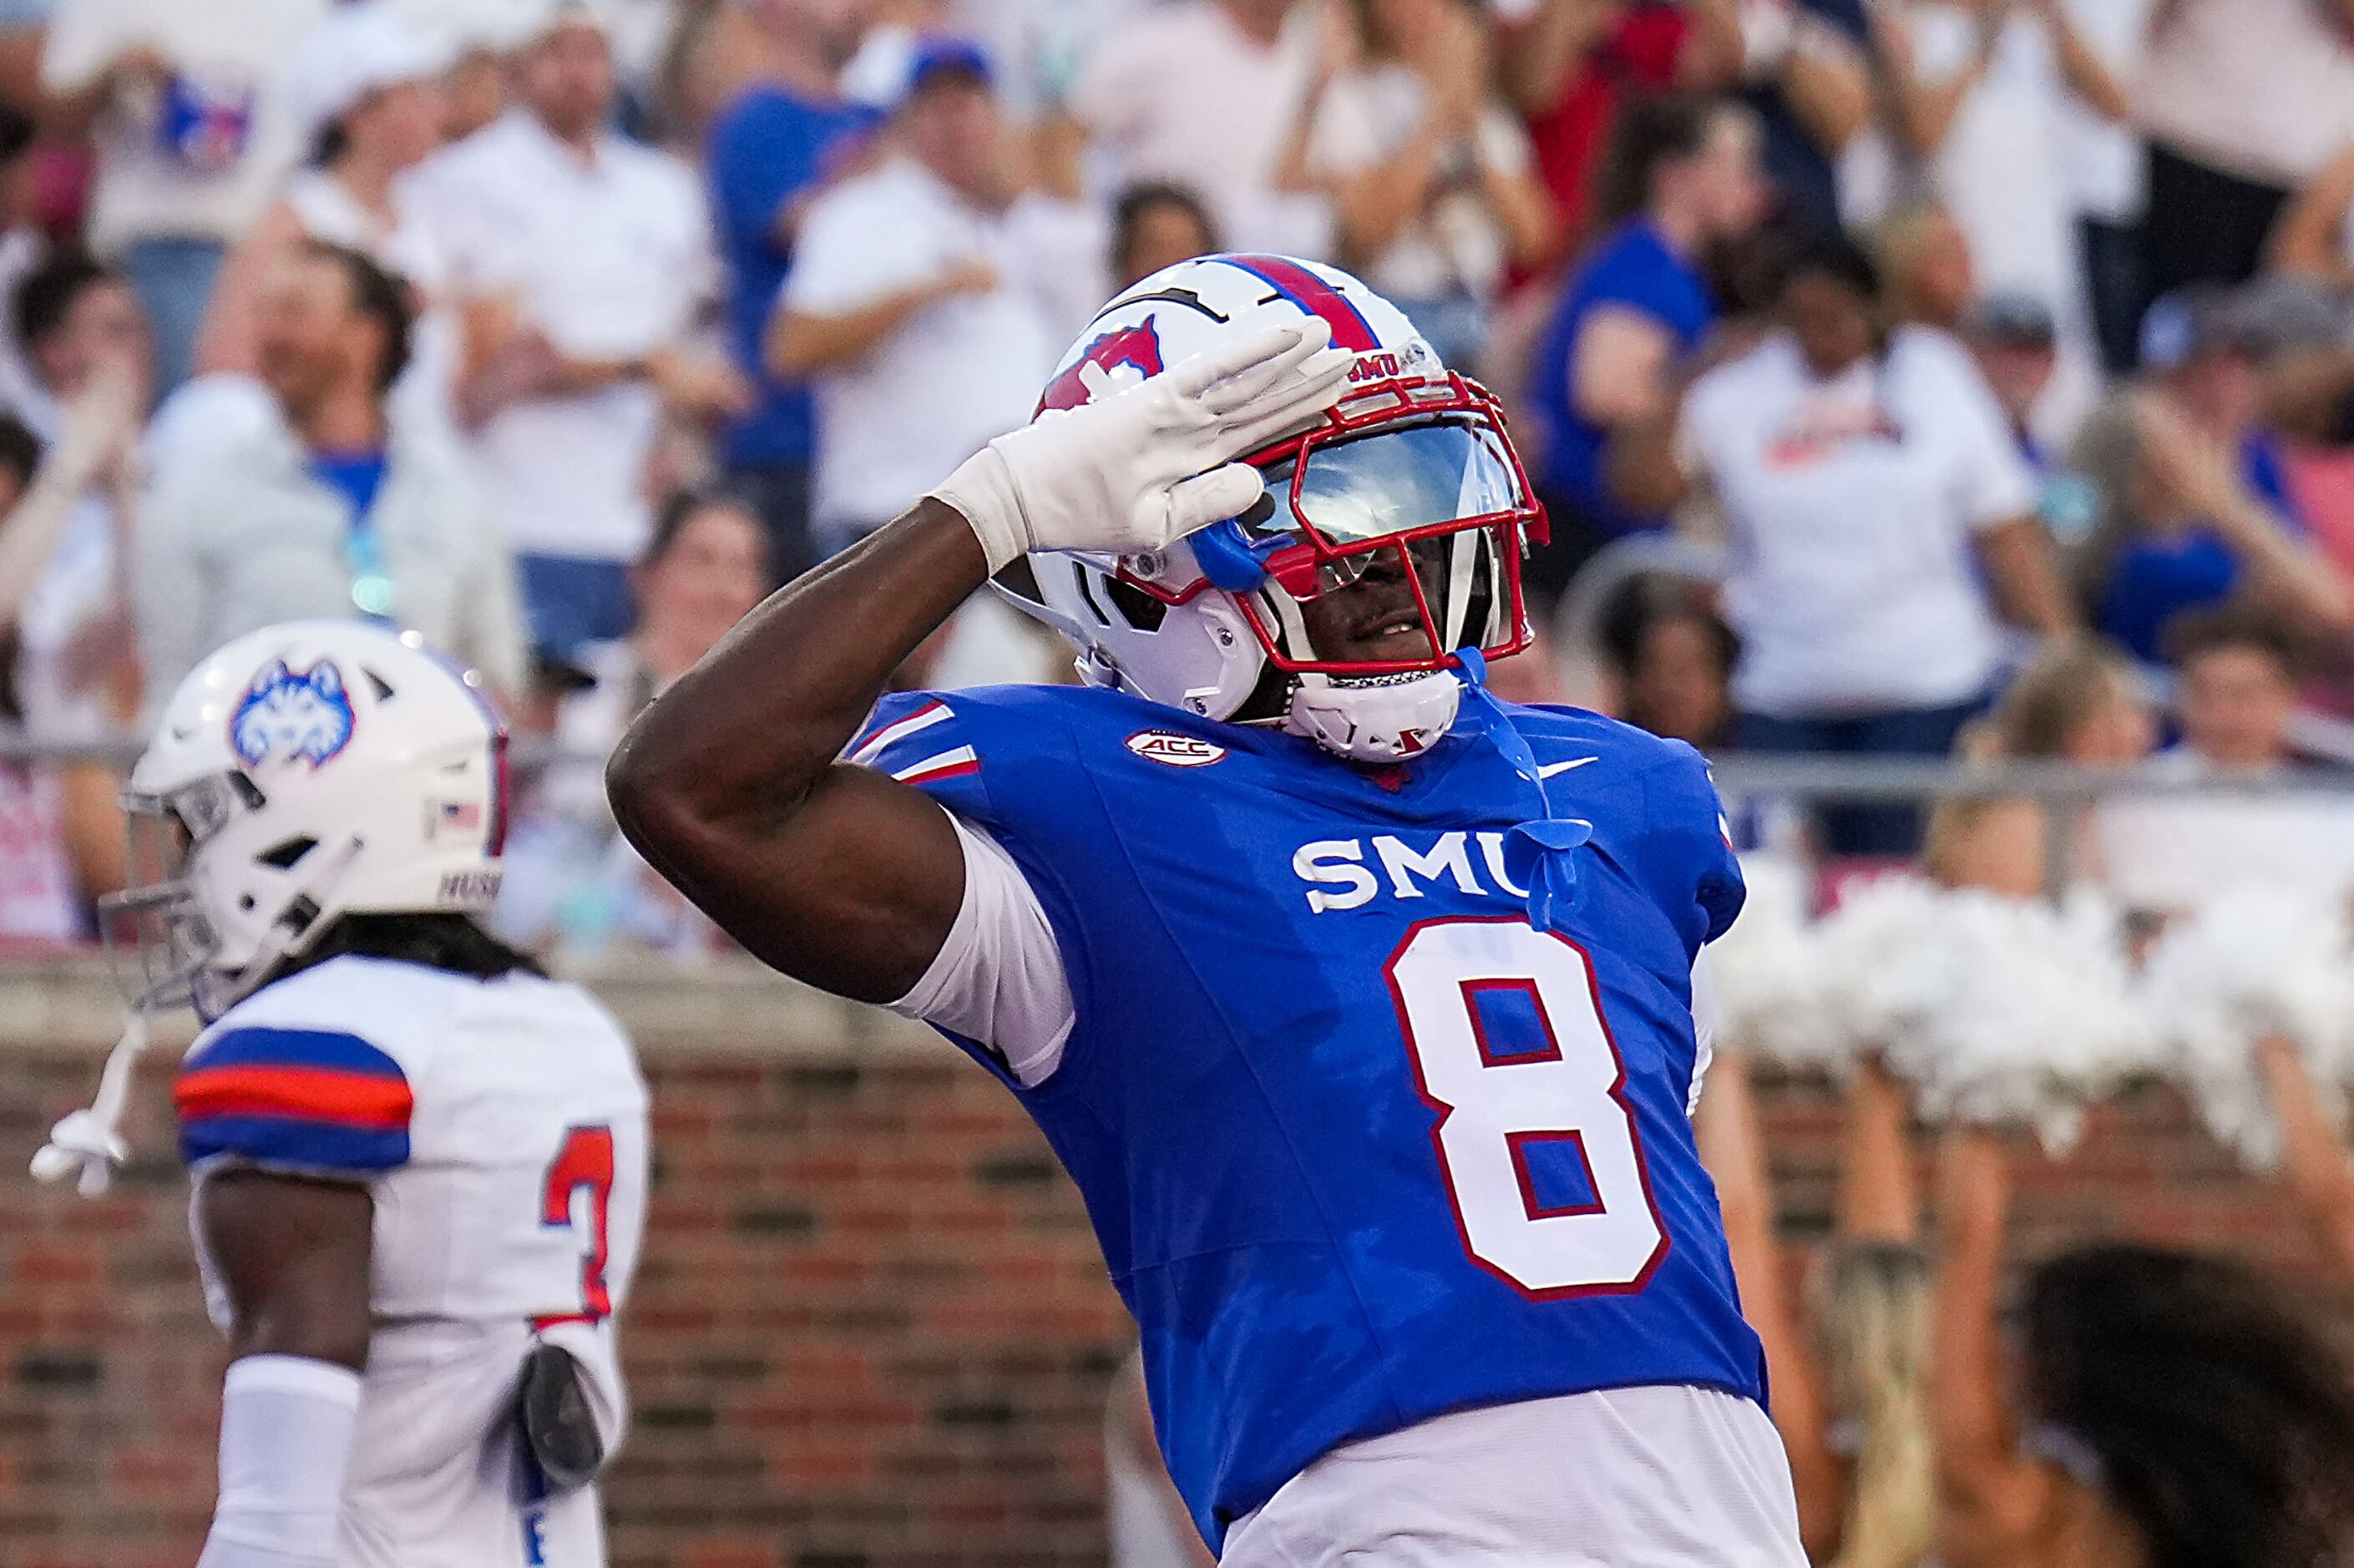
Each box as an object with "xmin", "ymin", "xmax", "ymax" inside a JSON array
[
  {"xmin": 2097, "ymin": 432, "xmax": 2309, "ymax": 665},
  {"xmin": 1519, "ymin": 96, "xmax": 1763, "ymax": 599},
  {"xmin": 1528, "ymin": 220, "xmax": 1715, "ymax": 542},
  {"xmin": 706, "ymin": 85, "xmax": 873, "ymax": 579}
]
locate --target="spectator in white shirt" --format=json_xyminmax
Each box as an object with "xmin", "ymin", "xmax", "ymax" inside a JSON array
[
  {"xmin": 1877, "ymin": 0, "xmax": 2119, "ymax": 442},
  {"xmin": 195, "ymin": 1, "xmax": 461, "ymax": 454},
  {"xmin": 134, "ymin": 240, "xmax": 524, "ymax": 715},
  {"xmin": 38, "ymin": 0, "xmax": 332, "ymax": 393},
  {"xmin": 1617, "ymin": 231, "xmax": 2073, "ymax": 856},
  {"xmin": 1064, "ymin": 0, "xmax": 1338, "ymax": 257},
  {"xmin": 2099, "ymin": 605, "xmax": 2354, "ymax": 914},
  {"xmin": 771, "ymin": 36, "xmax": 1088, "ymax": 554},
  {"xmin": 0, "ymin": 382, "xmax": 139, "ymax": 928},
  {"xmin": 1282, "ymin": 0, "xmax": 1554, "ymax": 370},
  {"xmin": 2138, "ymin": 0, "xmax": 2354, "ymax": 301},
  {"xmin": 494, "ymin": 487, "xmax": 767, "ymax": 960},
  {"xmin": 8, "ymin": 252, "xmax": 145, "ymax": 754},
  {"xmin": 420, "ymin": 0, "xmax": 747, "ymax": 670}
]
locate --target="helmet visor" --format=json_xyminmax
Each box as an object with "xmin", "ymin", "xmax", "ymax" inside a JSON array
[{"xmin": 1256, "ymin": 414, "xmax": 1522, "ymax": 539}]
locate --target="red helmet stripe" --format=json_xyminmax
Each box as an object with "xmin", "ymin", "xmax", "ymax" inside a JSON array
[{"xmin": 1219, "ymin": 255, "xmax": 1380, "ymax": 352}]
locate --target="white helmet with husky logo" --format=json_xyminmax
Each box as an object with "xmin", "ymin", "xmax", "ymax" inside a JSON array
[
  {"xmin": 1000, "ymin": 253, "xmax": 1547, "ymax": 763},
  {"xmin": 105, "ymin": 620, "xmax": 509, "ymax": 1019}
]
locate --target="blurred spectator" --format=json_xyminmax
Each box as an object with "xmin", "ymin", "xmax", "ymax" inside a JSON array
[
  {"xmin": 1962, "ymin": 290, "xmax": 2108, "ymax": 549},
  {"xmin": 2136, "ymin": 0, "xmax": 2354, "ymax": 302},
  {"xmin": 5, "ymin": 254, "xmax": 148, "ymax": 914},
  {"xmin": 0, "ymin": 101, "xmax": 45, "ymax": 422},
  {"xmin": 2271, "ymin": 142, "xmax": 2354, "ymax": 300},
  {"xmin": 1877, "ymin": 0, "xmax": 2113, "ymax": 440},
  {"xmin": 2071, "ymin": 290, "xmax": 2353, "ymax": 665},
  {"xmin": 772, "ymin": 38, "xmax": 1087, "ymax": 557},
  {"xmin": 1925, "ymin": 636, "xmax": 2153, "ymax": 895},
  {"xmin": 38, "ymin": 0, "xmax": 331, "ymax": 394},
  {"xmin": 2099, "ymin": 607, "xmax": 2354, "ymax": 912},
  {"xmin": 2053, "ymin": 0, "xmax": 2153, "ymax": 377},
  {"xmin": 494, "ymin": 488, "xmax": 766, "ymax": 959},
  {"xmin": 1064, "ymin": 0, "xmax": 1337, "ymax": 257},
  {"xmin": 1595, "ymin": 573, "xmax": 1737, "ymax": 748},
  {"xmin": 1729, "ymin": 0, "xmax": 1875, "ymax": 238},
  {"xmin": 195, "ymin": 3, "xmax": 460, "ymax": 450},
  {"xmin": 8, "ymin": 251, "xmax": 144, "ymax": 744},
  {"xmin": 1495, "ymin": 0, "xmax": 1734, "ymax": 267},
  {"xmin": 1960, "ymin": 292, "xmax": 2058, "ymax": 463},
  {"xmin": 949, "ymin": 0, "xmax": 1153, "ymax": 130},
  {"xmin": 1875, "ymin": 198, "xmax": 1977, "ymax": 333},
  {"xmin": 1283, "ymin": 0, "xmax": 1553, "ymax": 368},
  {"xmin": 1622, "ymin": 232, "xmax": 2072, "ymax": 856},
  {"xmin": 0, "ymin": 413, "xmax": 94, "ymax": 941},
  {"xmin": 134, "ymin": 240, "xmax": 524, "ymax": 713},
  {"xmin": 421, "ymin": 3, "xmax": 744, "ymax": 665},
  {"xmin": 1111, "ymin": 181, "xmax": 1220, "ymax": 291},
  {"xmin": 1525, "ymin": 94, "xmax": 1764, "ymax": 594},
  {"xmin": 704, "ymin": 0, "xmax": 873, "ymax": 582}
]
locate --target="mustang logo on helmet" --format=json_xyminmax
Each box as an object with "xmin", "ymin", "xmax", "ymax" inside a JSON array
[
  {"xmin": 1036, "ymin": 323, "xmax": 1166, "ymax": 414},
  {"xmin": 230, "ymin": 660, "xmax": 357, "ymax": 770}
]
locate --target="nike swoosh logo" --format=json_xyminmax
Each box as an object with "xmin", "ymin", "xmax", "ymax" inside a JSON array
[{"xmin": 1537, "ymin": 757, "xmax": 1598, "ymax": 778}]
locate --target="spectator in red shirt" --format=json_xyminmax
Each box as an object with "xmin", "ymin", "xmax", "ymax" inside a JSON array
[{"xmin": 1498, "ymin": 0, "xmax": 1731, "ymax": 268}]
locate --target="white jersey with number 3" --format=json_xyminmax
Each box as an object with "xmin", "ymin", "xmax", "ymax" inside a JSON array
[{"xmin": 175, "ymin": 954, "xmax": 651, "ymax": 1568}]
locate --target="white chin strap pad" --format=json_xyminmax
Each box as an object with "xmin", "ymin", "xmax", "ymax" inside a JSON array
[{"xmin": 1283, "ymin": 671, "xmax": 1464, "ymax": 764}]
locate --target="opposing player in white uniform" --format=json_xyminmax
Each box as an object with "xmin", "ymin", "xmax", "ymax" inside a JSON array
[{"xmin": 33, "ymin": 621, "xmax": 650, "ymax": 1568}]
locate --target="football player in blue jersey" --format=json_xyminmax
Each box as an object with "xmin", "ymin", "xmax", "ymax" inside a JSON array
[{"xmin": 610, "ymin": 255, "xmax": 1805, "ymax": 1565}]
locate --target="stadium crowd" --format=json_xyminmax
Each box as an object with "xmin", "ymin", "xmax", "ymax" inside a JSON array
[{"xmin": 0, "ymin": 0, "xmax": 2351, "ymax": 949}]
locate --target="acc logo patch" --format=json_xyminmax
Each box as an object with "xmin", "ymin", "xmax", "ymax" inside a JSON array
[
  {"xmin": 230, "ymin": 659, "xmax": 356, "ymax": 769},
  {"xmin": 1126, "ymin": 731, "xmax": 1226, "ymax": 767}
]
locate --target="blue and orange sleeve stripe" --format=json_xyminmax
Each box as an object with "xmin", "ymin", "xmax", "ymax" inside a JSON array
[{"xmin": 175, "ymin": 1027, "xmax": 413, "ymax": 1174}]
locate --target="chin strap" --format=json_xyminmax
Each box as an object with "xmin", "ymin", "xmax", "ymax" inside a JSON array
[
  {"xmin": 1453, "ymin": 649, "xmax": 1592, "ymax": 936},
  {"xmin": 31, "ymin": 1006, "xmax": 154, "ymax": 1197}
]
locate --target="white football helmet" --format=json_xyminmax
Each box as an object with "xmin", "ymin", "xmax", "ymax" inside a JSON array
[
  {"xmin": 104, "ymin": 620, "xmax": 509, "ymax": 1019},
  {"xmin": 1000, "ymin": 254, "xmax": 1547, "ymax": 762}
]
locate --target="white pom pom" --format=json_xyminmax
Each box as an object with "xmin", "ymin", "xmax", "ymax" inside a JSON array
[
  {"xmin": 2139, "ymin": 887, "xmax": 2354, "ymax": 1171},
  {"xmin": 1817, "ymin": 880, "xmax": 2148, "ymax": 1153},
  {"xmin": 1709, "ymin": 853, "xmax": 1835, "ymax": 1071},
  {"xmin": 1811, "ymin": 873, "xmax": 1952, "ymax": 1059}
]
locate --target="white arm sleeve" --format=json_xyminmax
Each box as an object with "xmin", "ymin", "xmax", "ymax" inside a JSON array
[
  {"xmin": 1687, "ymin": 949, "xmax": 1717, "ymax": 1120},
  {"xmin": 196, "ymin": 1355, "xmax": 360, "ymax": 1568},
  {"xmin": 886, "ymin": 813, "xmax": 1077, "ymax": 1088}
]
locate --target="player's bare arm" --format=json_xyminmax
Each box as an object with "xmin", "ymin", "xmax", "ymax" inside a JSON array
[
  {"xmin": 605, "ymin": 503, "xmax": 986, "ymax": 1000},
  {"xmin": 607, "ymin": 319, "xmax": 1355, "ymax": 1002},
  {"xmin": 198, "ymin": 1169, "xmax": 374, "ymax": 1368}
]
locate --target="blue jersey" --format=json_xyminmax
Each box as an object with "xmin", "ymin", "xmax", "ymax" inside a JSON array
[{"xmin": 855, "ymin": 684, "xmax": 1761, "ymax": 1545}]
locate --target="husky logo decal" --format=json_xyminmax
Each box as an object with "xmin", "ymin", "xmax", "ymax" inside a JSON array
[
  {"xmin": 1036, "ymin": 323, "xmax": 1166, "ymax": 413},
  {"xmin": 230, "ymin": 660, "xmax": 357, "ymax": 769}
]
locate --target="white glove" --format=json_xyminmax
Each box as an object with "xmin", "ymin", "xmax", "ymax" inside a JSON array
[
  {"xmin": 29, "ymin": 1012, "xmax": 150, "ymax": 1198},
  {"xmin": 932, "ymin": 318, "xmax": 1356, "ymax": 573}
]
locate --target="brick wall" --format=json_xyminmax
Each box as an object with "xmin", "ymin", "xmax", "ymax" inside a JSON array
[{"xmin": 0, "ymin": 959, "xmax": 2342, "ymax": 1568}]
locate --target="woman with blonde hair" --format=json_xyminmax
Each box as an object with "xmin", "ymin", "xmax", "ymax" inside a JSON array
[
  {"xmin": 1925, "ymin": 638, "xmax": 2153, "ymax": 896},
  {"xmin": 1700, "ymin": 1049, "xmax": 1937, "ymax": 1568}
]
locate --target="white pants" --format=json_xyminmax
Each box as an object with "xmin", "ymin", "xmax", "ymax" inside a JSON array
[
  {"xmin": 340, "ymin": 1319, "xmax": 610, "ymax": 1568},
  {"xmin": 1220, "ymin": 1385, "xmax": 1805, "ymax": 1567}
]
